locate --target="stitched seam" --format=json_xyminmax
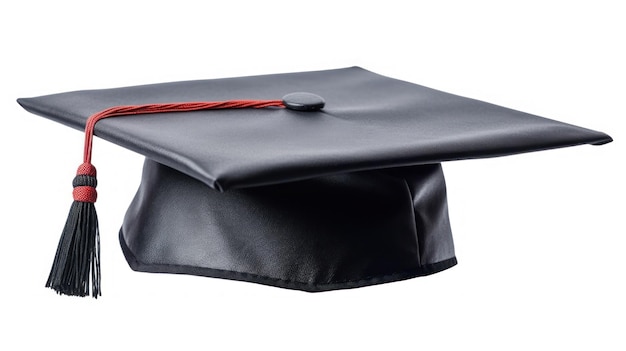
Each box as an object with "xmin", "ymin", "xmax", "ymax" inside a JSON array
[{"xmin": 401, "ymin": 177, "xmax": 421, "ymax": 266}]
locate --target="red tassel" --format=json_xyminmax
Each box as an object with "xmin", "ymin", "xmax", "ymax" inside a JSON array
[
  {"xmin": 46, "ymin": 163, "xmax": 101, "ymax": 297},
  {"xmin": 45, "ymin": 99, "xmax": 284, "ymax": 298}
]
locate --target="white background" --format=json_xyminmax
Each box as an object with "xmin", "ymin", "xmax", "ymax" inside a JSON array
[{"xmin": 1, "ymin": 1, "xmax": 624, "ymax": 349}]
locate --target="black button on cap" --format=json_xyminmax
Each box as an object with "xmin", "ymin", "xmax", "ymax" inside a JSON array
[{"xmin": 282, "ymin": 92, "xmax": 325, "ymax": 112}]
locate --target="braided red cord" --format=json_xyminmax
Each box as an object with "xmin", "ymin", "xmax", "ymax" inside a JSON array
[{"xmin": 82, "ymin": 100, "xmax": 284, "ymax": 164}]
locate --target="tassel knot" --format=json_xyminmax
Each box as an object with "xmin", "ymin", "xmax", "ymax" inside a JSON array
[
  {"xmin": 72, "ymin": 174, "xmax": 98, "ymax": 203},
  {"xmin": 76, "ymin": 162, "xmax": 97, "ymax": 177}
]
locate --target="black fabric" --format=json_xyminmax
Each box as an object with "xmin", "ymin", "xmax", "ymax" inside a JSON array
[
  {"xmin": 119, "ymin": 160, "xmax": 456, "ymax": 291},
  {"xmin": 17, "ymin": 67, "xmax": 612, "ymax": 191},
  {"xmin": 17, "ymin": 67, "xmax": 612, "ymax": 291}
]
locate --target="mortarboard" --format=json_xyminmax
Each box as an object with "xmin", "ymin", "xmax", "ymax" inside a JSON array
[{"xmin": 17, "ymin": 67, "xmax": 612, "ymax": 297}]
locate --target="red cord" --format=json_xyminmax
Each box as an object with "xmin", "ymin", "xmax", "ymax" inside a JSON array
[{"xmin": 82, "ymin": 100, "xmax": 285, "ymax": 164}]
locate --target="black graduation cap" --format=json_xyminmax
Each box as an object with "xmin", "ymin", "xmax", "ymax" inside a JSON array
[{"xmin": 17, "ymin": 67, "xmax": 612, "ymax": 297}]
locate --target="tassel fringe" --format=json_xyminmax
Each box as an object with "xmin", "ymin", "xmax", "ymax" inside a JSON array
[{"xmin": 46, "ymin": 164, "xmax": 101, "ymax": 298}]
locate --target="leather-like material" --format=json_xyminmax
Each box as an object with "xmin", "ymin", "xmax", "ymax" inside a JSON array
[
  {"xmin": 120, "ymin": 160, "xmax": 456, "ymax": 291},
  {"xmin": 17, "ymin": 67, "xmax": 612, "ymax": 191},
  {"xmin": 17, "ymin": 67, "xmax": 612, "ymax": 291}
]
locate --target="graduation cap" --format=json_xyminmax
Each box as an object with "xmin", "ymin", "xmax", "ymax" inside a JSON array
[{"xmin": 17, "ymin": 67, "xmax": 612, "ymax": 298}]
